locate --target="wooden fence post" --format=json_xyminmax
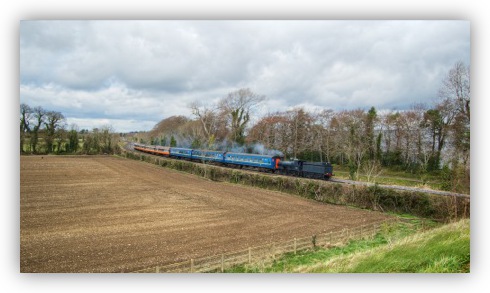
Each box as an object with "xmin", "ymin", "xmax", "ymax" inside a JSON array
[
  {"xmin": 221, "ymin": 254, "xmax": 224, "ymax": 272},
  {"xmin": 249, "ymin": 247, "xmax": 252, "ymax": 264},
  {"xmin": 294, "ymin": 238, "xmax": 297, "ymax": 254},
  {"xmin": 155, "ymin": 266, "xmax": 159, "ymax": 273},
  {"xmin": 190, "ymin": 259, "xmax": 194, "ymax": 273}
]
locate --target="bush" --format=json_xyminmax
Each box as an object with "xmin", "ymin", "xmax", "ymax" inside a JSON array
[{"xmin": 120, "ymin": 148, "xmax": 470, "ymax": 222}]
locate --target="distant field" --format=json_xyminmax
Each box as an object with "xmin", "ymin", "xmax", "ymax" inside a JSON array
[
  {"xmin": 332, "ymin": 164, "xmax": 445, "ymax": 190},
  {"xmin": 20, "ymin": 156, "xmax": 392, "ymax": 273}
]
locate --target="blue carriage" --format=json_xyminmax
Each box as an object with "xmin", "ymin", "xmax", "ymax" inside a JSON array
[
  {"xmin": 192, "ymin": 150, "xmax": 225, "ymax": 163},
  {"xmin": 169, "ymin": 147, "xmax": 194, "ymax": 159},
  {"xmin": 223, "ymin": 152, "xmax": 280, "ymax": 170}
]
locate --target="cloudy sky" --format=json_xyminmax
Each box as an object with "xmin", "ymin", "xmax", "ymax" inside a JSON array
[{"xmin": 20, "ymin": 20, "xmax": 470, "ymax": 132}]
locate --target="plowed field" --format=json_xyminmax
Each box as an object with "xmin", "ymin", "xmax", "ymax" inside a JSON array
[{"xmin": 20, "ymin": 156, "xmax": 392, "ymax": 273}]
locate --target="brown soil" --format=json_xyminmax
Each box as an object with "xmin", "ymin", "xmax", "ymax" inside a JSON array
[{"xmin": 20, "ymin": 155, "xmax": 392, "ymax": 273}]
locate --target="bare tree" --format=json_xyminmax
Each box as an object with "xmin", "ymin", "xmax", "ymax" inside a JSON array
[
  {"xmin": 219, "ymin": 88, "xmax": 265, "ymax": 146},
  {"xmin": 30, "ymin": 106, "xmax": 46, "ymax": 153},
  {"xmin": 81, "ymin": 126, "xmax": 120, "ymax": 154},
  {"xmin": 315, "ymin": 109, "xmax": 335, "ymax": 162},
  {"xmin": 331, "ymin": 109, "xmax": 366, "ymax": 179},
  {"xmin": 362, "ymin": 159, "xmax": 383, "ymax": 183},
  {"xmin": 247, "ymin": 112, "xmax": 290, "ymax": 155},
  {"xmin": 20, "ymin": 103, "xmax": 32, "ymax": 153},
  {"xmin": 439, "ymin": 61, "xmax": 470, "ymax": 168},
  {"xmin": 148, "ymin": 115, "xmax": 191, "ymax": 146},
  {"xmin": 410, "ymin": 103, "xmax": 429, "ymax": 171},
  {"xmin": 439, "ymin": 61, "xmax": 470, "ymax": 121},
  {"xmin": 189, "ymin": 101, "xmax": 222, "ymax": 148},
  {"xmin": 380, "ymin": 110, "xmax": 397, "ymax": 160},
  {"xmin": 436, "ymin": 61, "xmax": 470, "ymax": 193},
  {"xmin": 100, "ymin": 125, "xmax": 116, "ymax": 154},
  {"xmin": 285, "ymin": 108, "xmax": 314, "ymax": 159},
  {"xmin": 365, "ymin": 107, "xmax": 378, "ymax": 160},
  {"xmin": 44, "ymin": 111, "xmax": 65, "ymax": 153},
  {"xmin": 190, "ymin": 101, "xmax": 213, "ymax": 138}
]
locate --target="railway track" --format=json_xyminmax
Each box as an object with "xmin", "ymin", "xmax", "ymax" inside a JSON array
[{"xmin": 124, "ymin": 142, "xmax": 470, "ymax": 199}]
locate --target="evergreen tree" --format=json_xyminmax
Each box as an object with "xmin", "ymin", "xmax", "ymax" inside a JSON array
[{"xmin": 170, "ymin": 135, "xmax": 177, "ymax": 147}]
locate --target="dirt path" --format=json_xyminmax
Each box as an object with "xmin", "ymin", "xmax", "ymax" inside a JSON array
[{"xmin": 20, "ymin": 155, "xmax": 392, "ymax": 272}]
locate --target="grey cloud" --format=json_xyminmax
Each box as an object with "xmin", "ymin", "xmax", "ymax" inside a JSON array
[{"xmin": 20, "ymin": 20, "xmax": 470, "ymax": 132}]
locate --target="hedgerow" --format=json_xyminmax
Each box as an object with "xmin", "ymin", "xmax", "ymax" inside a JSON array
[{"xmin": 120, "ymin": 150, "xmax": 470, "ymax": 222}]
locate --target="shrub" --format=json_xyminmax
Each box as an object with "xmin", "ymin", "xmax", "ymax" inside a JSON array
[{"xmin": 120, "ymin": 148, "xmax": 470, "ymax": 222}]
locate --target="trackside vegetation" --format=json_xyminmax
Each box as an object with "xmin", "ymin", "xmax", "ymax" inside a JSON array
[
  {"xmin": 225, "ymin": 218, "xmax": 470, "ymax": 273},
  {"xmin": 121, "ymin": 149, "xmax": 470, "ymax": 222}
]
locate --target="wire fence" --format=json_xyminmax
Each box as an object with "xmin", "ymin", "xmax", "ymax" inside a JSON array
[{"xmin": 132, "ymin": 219, "xmax": 396, "ymax": 273}]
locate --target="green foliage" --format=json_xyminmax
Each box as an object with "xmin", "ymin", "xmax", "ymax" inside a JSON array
[
  {"xmin": 348, "ymin": 161, "xmax": 357, "ymax": 180},
  {"xmin": 191, "ymin": 138, "xmax": 202, "ymax": 149},
  {"xmin": 230, "ymin": 108, "xmax": 249, "ymax": 145},
  {"xmin": 207, "ymin": 134, "xmax": 216, "ymax": 150},
  {"xmin": 124, "ymin": 148, "xmax": 469, "ymax": 222},
  {"xmin": 170, "ymin": 135, "xmax": 177, "ymax": 147},
  {"xmin": 440, "ymin": 164, "xmax": 452, "ymax": 191},
  {"xmin": 79, "ymin": 128, "xmax": 120, "ymax": 155},
  {"xmin": 382, "ymin": 150, "xmax": 404, "ymax": 167},
  {"xmin": 297, "ymin": 150, "xmax": 322, "ymax": 162},
  {"xmin": 67, "ymin": 130, "xmax": 79, "ymax": 153},
  {"xmin": 427, "ymin": 154, "xmax": 441, "ymax": 172},
  {"xmin": 226, "ymin": 219, "xmax": 469, "ymax": 273},
  {"xmin": 225, "ymin": 220, "xmax": 417, "ymax": 273},
  {"xmin": 376, "ymin": 132, "xmax": 383, "ymax": 161},
  {"xmin": 326, "ymin": 219, "xmax": 470, "ymax": 273},
  {"xmin": 230, "ymin": 171, "xmax": 242, "ymax": 183},
  {"xmin": 438, "ymin": 163, "xmax": 469, "ymax": 194}
]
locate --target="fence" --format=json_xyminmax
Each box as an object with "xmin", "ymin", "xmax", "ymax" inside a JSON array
[{"xmin": 132, "ymin": 219, "xmax": 396, "ymax": 273}]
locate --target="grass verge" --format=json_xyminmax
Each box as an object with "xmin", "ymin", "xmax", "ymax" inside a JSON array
[{"xmin": 225, "ymin": 218, "xmax": 469, "ymax": 273}]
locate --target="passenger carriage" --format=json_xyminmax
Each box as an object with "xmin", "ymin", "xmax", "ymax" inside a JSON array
[
  {"xmin": 191, "ymin": 150, "xmax": 225, "ymax": 163},
  {"xmin": 169, "ymin": 147, "xmax": 194, "ymax": 159},
  {"xmin": 224, "ymin": 152, "xmax": 281, "ymax": 171}
]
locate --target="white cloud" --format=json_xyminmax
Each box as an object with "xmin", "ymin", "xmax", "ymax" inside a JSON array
[
  {"xmin": 20, "ymin": 20, "xmax": 470, "ymax": 132},
  {"xmin": 66, "ymin": 117, "xmax": 156, "ymax": 133}
]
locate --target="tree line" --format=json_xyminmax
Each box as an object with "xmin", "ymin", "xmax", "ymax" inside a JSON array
[
  {"xmin": 19, "ymin": 105, "xmax": 120, "ymax": 155},
  {"xmin": 21, "ymin": 61, "xmax": 469, "ymax": 192},
  {"xmin": 138, "ymin": 62, "xmax": 469, "ymax": 193}
]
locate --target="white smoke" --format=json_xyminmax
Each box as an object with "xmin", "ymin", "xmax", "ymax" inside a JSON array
[{"xmin": 251, "ymin": 143, "xmax": 283, "ymax": 157}]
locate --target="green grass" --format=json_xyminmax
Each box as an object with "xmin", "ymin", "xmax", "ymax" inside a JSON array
[
  {"xmin": 310, "ymin": 219, "xmax": 470, "ymax": 273},
  {"xmin": 224, "ymin": 219, "xmax": 469, "ymax": 273},
  {"xmin": 332, "ymin": 164, "xmax": 444, "ymax": 191}
]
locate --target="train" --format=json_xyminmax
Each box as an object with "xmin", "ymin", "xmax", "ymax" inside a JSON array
[{"xmin": 133, "ymin": 143, "xmax": 334, "ymax": 180}]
